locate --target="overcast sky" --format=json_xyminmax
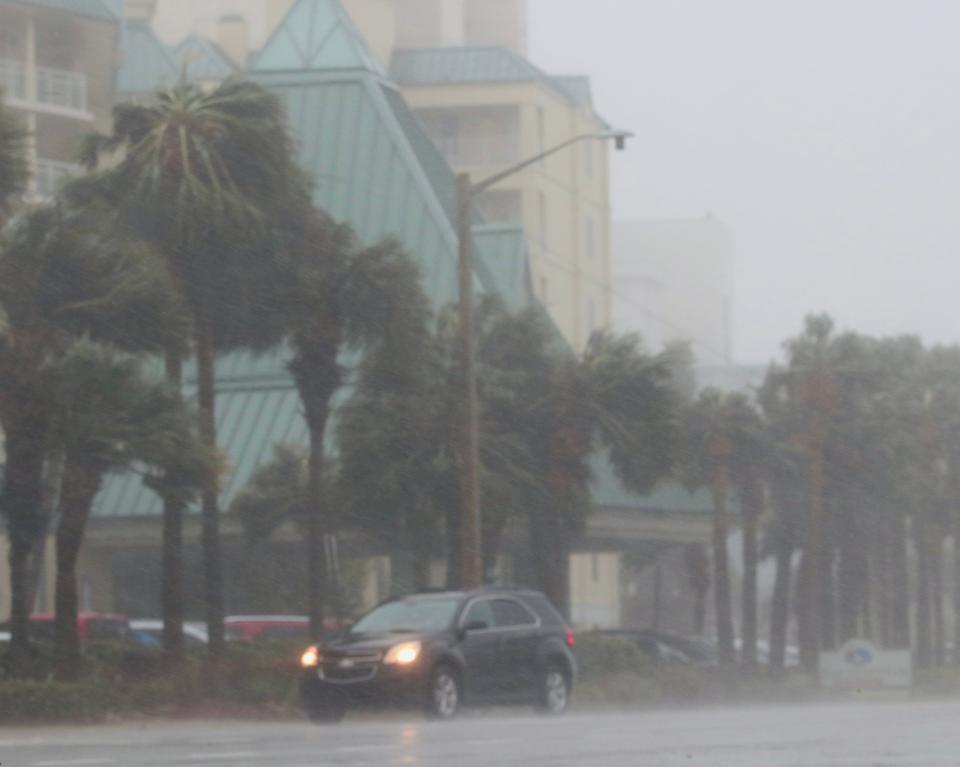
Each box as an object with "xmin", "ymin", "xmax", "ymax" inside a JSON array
[{"xmin": 529, "ymin": 0, "xmax": 960, "ymax": 364}]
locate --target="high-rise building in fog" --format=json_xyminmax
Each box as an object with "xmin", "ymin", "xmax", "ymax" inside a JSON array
[{"xmin": 613, "ymin": 217, "xmax": 735, "ymax": 365}]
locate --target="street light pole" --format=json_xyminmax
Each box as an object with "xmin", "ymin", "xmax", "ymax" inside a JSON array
[
  {"xmin": 457, "ymin": 171, "xmax": 483, "ymax": 589},
  {"xmin": 457, "ymin": 130, "xmax": 632, "ymax": 590}
]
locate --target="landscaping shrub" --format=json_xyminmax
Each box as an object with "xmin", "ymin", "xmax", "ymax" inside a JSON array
[{"xmin": 0, "ymin": 678, "xmax": 106, "ymax": 722}]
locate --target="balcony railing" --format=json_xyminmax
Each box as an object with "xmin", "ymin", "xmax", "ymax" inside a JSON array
[
  {"xmin": 34, "ymin": 159, "xmax": 80, "ymax": 199},
  {"xmin": 0, "ymin": 59, "xmax": 27, "ymax": 101},
  {"xmin": 36, "ymin": 66, "xmax": 88, "ymax": 112},
  {"xmin": 0, "ymin": 58, "xmax": 88, "ymax": 114},
  {"xmin": 433, "ymin": 134, "xmax": 521, "ymax": 169}
]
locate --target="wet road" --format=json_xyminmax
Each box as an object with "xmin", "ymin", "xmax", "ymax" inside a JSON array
[{"xmin": 2, "ymin": 699, "xmax": 959, "ymax": 766}]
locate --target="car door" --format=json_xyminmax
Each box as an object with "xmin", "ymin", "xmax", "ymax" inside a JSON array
[
  {"xmin": 457, "ymin": 598, "xmax": 501, "ymax": 701},
  {"xmin": 490, "ymin": 598, "xmax": 540, "ymax": 699}
]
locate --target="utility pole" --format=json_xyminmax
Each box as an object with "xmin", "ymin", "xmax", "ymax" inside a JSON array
[
  {"xmin": 455, "ymin": 131, "xmax": 632, "ymax": 591},
  {"xmin": 457, "ymin": 172, "xmax": 483, "ymax": 589}
]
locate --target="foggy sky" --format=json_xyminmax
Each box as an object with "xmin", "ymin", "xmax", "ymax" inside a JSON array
[{"xmin": 530, "ymin": 0, "xmax": 960, "ymax": 364}]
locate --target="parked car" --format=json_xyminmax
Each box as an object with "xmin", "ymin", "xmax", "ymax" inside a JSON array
[
  {"xmin": 129, "ymin": 619, "xmax": 208, "ymax": 647},
  {"xmin": 595, "ymin": 628, "xmax": 696, "ymax": 665},
  {"xmin": 299, "ymin": 587, "xmax": 577, "ymax": 722},
  {"xmin": 0, "ymin": 613, "xmax": 132, "ymax": 643},
  {"xmin": 224, "ymin": 615, "xmax": 347, "ymax": 643},
  {"xmin": 597, "ymin": 628, "xmax": 719, "ymax": 666}
]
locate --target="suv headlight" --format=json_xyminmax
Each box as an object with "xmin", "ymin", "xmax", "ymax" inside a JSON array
[
  {"xmin": 383, "ymin": 641, "xmax": 421, "ymax": 666},
  {"xmin": 301, "ymin": 646, "xmax": 321, "ymax": 668}
]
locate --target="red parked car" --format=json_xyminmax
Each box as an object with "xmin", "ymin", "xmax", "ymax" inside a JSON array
[
  {"xmin": 224, "ymin": 615, "xmax": 346, "ymax": 643},
  {"xmin": 1, "ymin": 613, "xmax": 133, "ymax": 642}
]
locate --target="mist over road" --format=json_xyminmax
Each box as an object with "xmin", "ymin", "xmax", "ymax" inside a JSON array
[{"xmin": 2, "ymin": 699, "xmax": 958, "ymax": 766}]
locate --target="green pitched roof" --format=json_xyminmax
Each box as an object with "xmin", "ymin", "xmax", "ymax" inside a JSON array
[
  {"xmin": 589, "ymin": 451, "xmax": 713, "ymax": 515},
  {"xmin": 549, "ymin": 75, "xmax": 593, "ymax": 109},
  {"xmin": 175, "ymin": 35, "xmax": 237, "ymax": 82},
  {"xmin": 116, "ymin": 20, "xmax": 178, "ymax": 97},
  {"xmin": 252, "ymin": 0, "xmax": 383, "ymax": 75},
  {"xmin": 96, "ymin": 2, "xmax": 506, "ymax": 520},
  {"xmin": 390, "ymin": 47, "xmax": 590, "ymax": 110},
  {"xmin": 10, "ymin": 0, "xmax": 116, "ymax": 21},
  {"xmin": 473, "ymin": 225, "xmax": 531, "ymax": 313}
]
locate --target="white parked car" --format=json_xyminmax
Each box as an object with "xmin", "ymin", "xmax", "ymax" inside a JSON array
[{"xmin": 129, "ymin": 619, "xmax": 208, "ymax": 647}]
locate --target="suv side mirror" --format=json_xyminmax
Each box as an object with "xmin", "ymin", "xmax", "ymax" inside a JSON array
[{"xmin": 461, "ymin": 620, "xmax": 489, "ymax": 635}]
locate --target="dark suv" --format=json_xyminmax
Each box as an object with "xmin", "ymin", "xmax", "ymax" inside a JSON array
[{"xmin": 299, "ymin": 588, "xmax": 576, "ymax": 722}]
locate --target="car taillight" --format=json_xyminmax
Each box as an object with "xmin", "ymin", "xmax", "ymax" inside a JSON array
[{"xmin": 566, "ymin": 629, "xmax": 576, "ymax": 648}]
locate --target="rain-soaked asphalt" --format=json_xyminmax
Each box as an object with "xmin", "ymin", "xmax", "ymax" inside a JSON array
[{"xmin": 3, "ymin": 699, "xmax": 959, "ymax": 767}]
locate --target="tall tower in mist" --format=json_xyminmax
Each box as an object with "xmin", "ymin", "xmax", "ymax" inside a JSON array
[{"xmin": 394, "ymin": 0, "xmax": 527, "ymax": 54}]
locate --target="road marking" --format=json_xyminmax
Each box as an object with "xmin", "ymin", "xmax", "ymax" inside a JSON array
[
  {"xmin": 335, "ymin": 744, "xmax": 397, "ymax": 753},
  {"xmin": 462, "ymin": 738, "xmax": 517, "ymax": 746},
  {"xmin": 35, "ymin": 760, "xmax": 116, "ymax": 767},
  {"xmin": 184, "ymin": 753, "xmax": 258, "ymax": 762}
]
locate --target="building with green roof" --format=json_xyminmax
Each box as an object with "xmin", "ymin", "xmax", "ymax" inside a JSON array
[{"xmin": 61, "ymin": 0, "xmax": 711, "ymax": 631}]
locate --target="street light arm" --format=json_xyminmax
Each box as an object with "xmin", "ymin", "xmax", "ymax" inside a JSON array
[{"xmin": 470, "ymin": 132, "xmax": 628, "ymax": 197}]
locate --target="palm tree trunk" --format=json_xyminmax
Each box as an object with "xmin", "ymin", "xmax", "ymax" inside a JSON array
[
  {"xmin": 799, "ymin": 441, "xmax": 825, "ymax": 673},
  {"xmin": 684, "ymin": 543, "xmax": 709, "ymax": 636},
  {"xmin": 954, "ymin": 509, "xmax": 960, "ymax": 665},
  {"xmin": 54, "ymin": 460, "xmax": 102, "ymax": 680},
  {"xmin": 837, "ymin": 502, "xmax": 859, "ymax": 643},
  {"xmin": 890, "ymin": 514, "xmax": 911, "ymax": 648},
  {"xmin": 769, "ymin": 533, "xmax": 793, "ymax": 671},
  {"xmin": 290, "ymin": 341, "xmax": 341, "ymax": 642},
  {"xmin": 932, "ymin": 533, "xmax": 945, "ymax": 666},
  {"xmin": 740, "ymin": 474, "xmax": 761, "ymax": 670},
  {"xmin": 819, "ymin": 494, "xmax": 837, "ymax": 651},
  {"xmin": 1, "ymin": 406, "xmax": 48, "ymax": 664},
  {"xmin": 161, "ymin": 349, "xmax": 185, "ymax": 661},
  {"xmin": 710, "ymin": 460, "xmax": 735, "ymax": 667},
  {"xmin": 195, "ymin": 315, "xmax": 225, "ymax": 658},
  {"xmin": 305, "ymin": 417, "xmax": 329, "ymax": 640},
  {"xmin": 914, "ymin": 513, "xmax": 933, "ymax": 669}
]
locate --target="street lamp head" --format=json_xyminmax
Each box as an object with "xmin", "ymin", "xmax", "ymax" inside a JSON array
[{"xmin": 594, "ymin": 129, "xmax": 634, "ymax": 151}]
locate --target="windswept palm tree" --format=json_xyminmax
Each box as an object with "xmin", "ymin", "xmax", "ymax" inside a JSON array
[
  {"xmin": 526, "ymin": 330, "xmax": 685, "ymax": 614},
  {"xmin": 47, "ymin": 342, "xmax": 207, "ymax": 678},
  {"xmin": 78, "ymin": 78, "xmax": 307, "ymax": 657},
  {"xmin": 0, "ymin": 203, "xmax": 185, "ymax": 661},
  {"xmin": 280, "ymin": 211, "xmax": 432, "ymax": 639}
]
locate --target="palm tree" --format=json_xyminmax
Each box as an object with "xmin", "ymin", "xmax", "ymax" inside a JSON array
[
  {"xmin": 279, "ymin": 211, "xmax": 432, "ymax": 638},
  {"xmin": 0, "ymin": 203, "xmax": 184, "ymax": 661},
  {"xmin": 47, "ymin": 342, "xmax": 206, "ymax": 678},
  {"xmin": 780, "ymin": 315, "xmax": 841, "ymax": 672},
  {"xmin": 684, "ymin": 390, "xmax": 739, "ymax": 668},
  {"xmin": 526, "ymin": 330, "xmax": 685, "ymax": 614},
  {"xmin": 337, "ymin": 298, "xmax": 547, "ymax": 593},
  {"xmin": 78, "ymin": 78, "xmax": 307, "ymax": 657},
  {"xmin": 0, "ymin": 94, "xmax": 27, "ymax": 218}
]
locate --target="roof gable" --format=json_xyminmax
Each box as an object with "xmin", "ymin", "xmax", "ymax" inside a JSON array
[
  {"xmin": 116, "ymin": 20, "xmax": 179, "ymax": 97},
  {"xmin": 175, "ymin": 35, "xmax": 237, "ymax": 82},
  {"xmin": 251, "ymin": 0, "xmax": 383, "ymax": 75}
]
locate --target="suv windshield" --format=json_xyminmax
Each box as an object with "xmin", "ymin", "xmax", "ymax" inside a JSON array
[{"xmin": 350, "ymin": 598, "xmax": 461, "ymax": 635}]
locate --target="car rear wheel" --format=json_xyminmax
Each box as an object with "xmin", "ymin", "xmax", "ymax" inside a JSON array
[
  {"xmin": 537, "ymin": 665, "xmax": 570, "ymax": 715},
  {"xmin": 425, "ymin": 665, "xmax": 461, "ymax": 720}
]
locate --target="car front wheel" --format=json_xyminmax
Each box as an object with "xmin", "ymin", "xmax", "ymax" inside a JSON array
[
  {"xmin": 425, "ymin": 665, "xmax": 461, "ymax": 720},
  {"xmin": 537, "ymin": 666, "xmax": 570, "ymax": 715}
]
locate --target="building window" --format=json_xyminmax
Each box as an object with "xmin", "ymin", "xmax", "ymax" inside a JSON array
[
  {"xmin": 591, "ymin": 553, "xmax": 600, "ymax": 582},
  {"xmin": 583, "ymin": 216, "xmax": 594, "ymax": 260},
  {"xmin": 476, "ymin": 189, "xmax": 523, "ymax": 224},
  {"xmin": 583, "ymin": 141, "xmax": 594, "ymax": 178},
  {"xmin": 587, "ymin": 299, "xmax": 597, "ymax": 335}
]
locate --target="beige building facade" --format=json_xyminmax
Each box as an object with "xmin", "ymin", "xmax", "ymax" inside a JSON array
[{"xmin": 0, "ymin": 0, "xmax": 120, "ymax": 199}]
